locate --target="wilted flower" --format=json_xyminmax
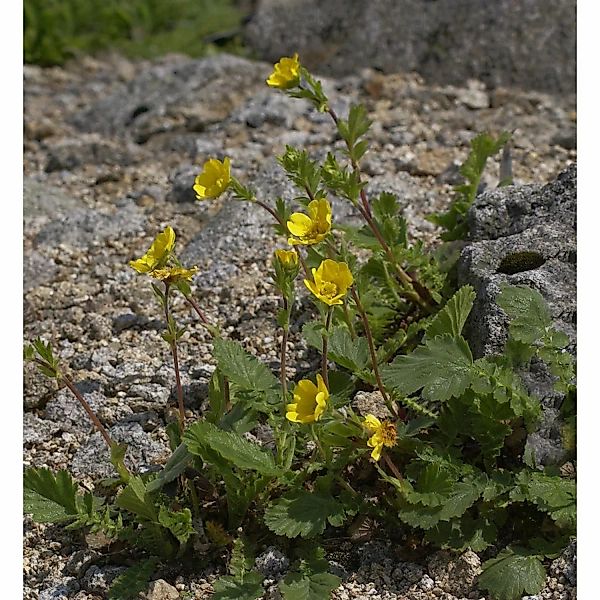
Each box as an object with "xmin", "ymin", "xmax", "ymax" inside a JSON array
[
  {"xmin": 194, "ymin": 157, "xmax": 231, "ymax": 199},
  {"xmin": 266, "ymin": 53, "xmax": 301, "ymax": 89},
  {"xmin": 129, "ymin": 226, "xmax": 176, "ymax": 274},
  {"xmin": 304, "ymin": 259, "xmax": 353, "ymax": 306},
  {"xmin": 150, "ymin": 266, "xmax": 198, "ymax": 284},
  {"xmin": 287, "ymin": 198, "xmax": 332, "ymax": 245},
  {"xmin": 286, "ymin": 374, "xmax": 329, "ymax": 424},
  {"xmin": 363, "ymin": 414, "xmax": 397, "ymax": 461}
]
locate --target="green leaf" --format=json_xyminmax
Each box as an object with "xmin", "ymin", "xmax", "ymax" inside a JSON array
[
  {"xmin": 158, "ymin": 505, "xmax": 194, "ymax": 545},
  {"xmin": 277, "ymin": 145, "xmax": 322, "ymax": 198},
  {"xmin": 184, "ymin": 421, "xmax": 280, "ymax": 476},
  {"xmin": 397, "ymin": 480, "xmax": 484, "ymax": 530},
  {"xmin": 280, "ymin": 570, "xmax": 341, "ymax": 600},
  {"xmin": 496, "ymin": 285, "xmax": 551, "ymax": 344},
  {"xmin": 206, "ymin": 368, "xmax": 227, "ymax": 424},
  {"xmin": 110, "ymin": 442, "xmax": 130, "ymax": 483},
  {"xmin": 479, "ymin": 548, "xmax": 546, "ymax": 600},
  {"xmin": 213, "ymin": 572, "xmax": 264, "ymax": 600},
  {"xmin": 146, "ymin": 443, "xmax": 191, "ymax": 493},
  {"xmin": 264, "ymin": 490, "xmax": 344, "ymax": 538},
  {"xmin": 23, "ymin": 468, "xmax": 79, "ymax": 523},
  {"xmin": 213, "ymin": 338, "xmax": 278, "ymax": 393},
  {"xmin": 107, "ymin": 558, "xmax": 158, "ymax": 600},
  {"xmin": 302, "ymin": 321, "xmax": 325, "ymax": 350},
  {"xmin": 327, "ymin": 326, "xmax": 370, "ymax": 372},
  {"xmin": 135, "ymin": 522, "xmax": 177, "ymax": 558},
  {"xmin": 382, "ymin": 335, "xmax": 474, "ymax": 402},
  {"xmin": 512, "ymin": 471, "xmax": 576, "ymax": 530},
  {"xmin": 280, "ymin": 546, "xmax": 341, "ymax": 600},
  {"xmin": 229, "ymin": 536, "xmax": 255, "ymax": 579},
  {"xmin": 427, "ymin": 131, "xmax": 510, "ymax": 240},
  {"xmin": 425, "ymin": 286, "xmax": 476, "ymax": 341},
  {"xmin": 426, "ymin": 514, "xmax": 498, "ymax": 552},
  {"xmin": 115, "ymin": 476, "xmax": 157, "ymax": 521}
]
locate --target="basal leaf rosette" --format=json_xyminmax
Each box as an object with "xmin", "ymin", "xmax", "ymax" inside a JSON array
[
  {"xmin": 304, "ymin": 259, "xmax": 353, "ymax": 306},
  {"xmin": 266, "ymin": 53, "xmax": 301, "ymax": 89},
  {"xmin": 286, "ymin": 374, "xmax": 329, "ymax": 424},
  {"xmin": 363, "ymin": 414, "xmax": 397, "ymax": 461},
  {"xmin": 194, "ymin": 157, "xmax": 231, "ymax": 200},
  {"xmin": 287, "ymin": 198, "xmax": 332, "ymax": 245}
]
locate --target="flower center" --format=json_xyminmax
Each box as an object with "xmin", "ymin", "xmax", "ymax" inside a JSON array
[
  {"xmin": 380, "ymin": 422, "xmax": 397, "ymax": 446},
  {"xmin": 318, "ymin": 281, "xmax": 338, "ymax": 299}
]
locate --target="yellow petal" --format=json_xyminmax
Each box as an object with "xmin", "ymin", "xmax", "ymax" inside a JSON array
[
  {"xmin": 287, "ymin": 213, "xmax": 313, "ymax": 237},
  {"xmin": 363, "ymin": 414, "xmax": 382, "ymax": 431},
  {"xmin": 370, "ymin": 443, "xmax": 383, "ymax": 461}
]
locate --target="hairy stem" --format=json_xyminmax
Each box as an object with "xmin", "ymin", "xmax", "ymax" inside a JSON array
[
  {"xmin": 383, "ymin": 453, "xmax": 403, "ymax": 480},
  {"xmin": 343, "ymin": 301, "xmax": 357, "ymax": 340},
  {"xmin": 310, "ymin": 424, "xmax": 327, "ymax": 462},
  {"xmin": 255, "ymin": 198, "xmax": 284, "ymax": 226},
  {"xmin": 280, "ymin": 298, "xmax": 289, "ymax": 400},
  {"xmin": 351, "ymin": 288, "xmax": 397, "ymax": 417},
  {"xmin": 61, "ymin": 376, "xmax": 113, "ymax": 449},
  {"xmin": 326, "ymin": 106, "xmax": 429, "ymax": 307},
  {"xmin": 164, "ymin": 284, "xmax": 186, "ymax": 432},
  {"xmin": 183, "ymin": 294, "xmax": 210, "ymax": 327},
  {"xmin": 321, "ymin": 307, "xmax": 333, "ymax": 389}
]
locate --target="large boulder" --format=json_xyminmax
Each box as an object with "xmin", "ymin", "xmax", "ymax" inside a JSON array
[
  {"xmin": 458, "ymin": 163, "xmax": 576, "ymax": 467},
  {"xmin": 244, "ymin": 0, "xmax": 576, "ymax": 95}
]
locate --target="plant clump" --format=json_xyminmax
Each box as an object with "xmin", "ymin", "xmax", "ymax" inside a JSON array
[{"xmin": 24, "ymin": 53, "xmax": 576, "ymax": 600}]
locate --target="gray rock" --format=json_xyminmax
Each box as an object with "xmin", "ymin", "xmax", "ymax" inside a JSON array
[
  {"xmin": 244, "ymin": 0, "xmax": 575, "ymax": 95},
  {"xmin": 24, "ymin": 250, "xmax": 58, "ymax": 291},
  {"xmin": 70, "ymin": 421, "xmax": 170, "ymax": 478},
  {"xmin": 71, "ymin": 54, "xmax": 266, "ymax": 139},
  {"xmin": 45, "ymin": 384, "xmax": 133, "ymax": 433},
  {"xmin": 458, "ymin": 164, "xmax": 576, "ymax": 467},
  {"xmin": 231, "ymin": 89, "xmax": 305, "ymax": 129},
  {"xmin": 166, "ymin": 164, "xmax": 201, "ymax": 203},
  {"xmin": 112, "ymin": 311, "xmax": 141, "ymax": 332},
  {"xmin": 35, "ymin": 199, "xmax": 146, "ymax": 250},
  {"xmin": 81, "ymin": 564, "xmax": 126, "ymax": 594},
  {"xmin": 146, "ymin": 580, "xmax": 180, "ymax": 599},
  {"xmin": 65, "ymin": 549, "xmax": 101, "ymax": 577},
  {"xmin": 24, "ymin": 177, "xmax": 80, "ymax": 224},
  {"xmin": 39, "ymin": 578, "xmax": 80, "ymax": 600},
  {"xmin": 23, "ymin": 368, "xmax": 56, "ymax": 410},
  {"xmin": 23, "ymin": 413, "xmax": 61, "ymax": 445},
  {"xmin": 45, "ymin": 135, "xmax": 137, "ymax": 172},
  {"xmin": 255, "ymin": 546, "xmax": 290, "ymax": 578},
  {"xmin": 466, "ymin": 164, "xmax": 576, "ymax": 242}
]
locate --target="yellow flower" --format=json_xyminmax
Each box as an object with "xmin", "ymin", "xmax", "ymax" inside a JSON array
[
  {"xmin": 266, "ymin": 53, "xmax": 301, "ymax": 89},
  {"xmin": 129, "ymin": 226, "xmax": 176, "ymax": 274},
  {"xmin": 286, "ymin": 374, "xmax": 329, "ymax": 424},
  {"xmin": 150, "ymin": 266, "xmax": 198, "ymax": 284},
  {"xmin": 274, "ymin": 249, "xmax": 299, "ymax": 270},
  {"xmin": 287, "ymin": 198, "xmax": 332, "ymax": 245},
  {"xmin": 193, "ymin": 157, "xmax": 231, "ymax": 199},
  {"xmin": 304, "ymin": 259, "xmax": 353, "ymax": 306},
  {"xmin": 363, "ymin": 414, "xmax": 397, "ymax": 461}
]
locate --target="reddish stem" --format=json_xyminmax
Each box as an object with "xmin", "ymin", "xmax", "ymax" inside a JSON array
[
  {"xmin": 164, "ymin": 284, "xmax": 186, "ymax": 432},
  {"xmin": 61, "ymin": 376, "xmax": 113, "ymax": 449}
]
